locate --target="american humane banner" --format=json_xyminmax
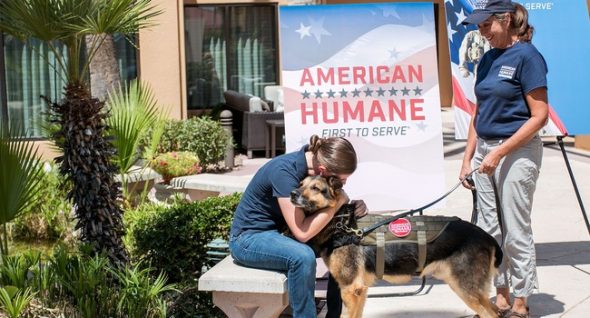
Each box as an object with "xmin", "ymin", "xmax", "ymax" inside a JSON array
[
  {"xmin": 445, "ymin": 0, "xmax": 590, "ymax": 138},
  {"xmin": 279, "ymin": 3, "xmax": 445, "ymax": 212}
]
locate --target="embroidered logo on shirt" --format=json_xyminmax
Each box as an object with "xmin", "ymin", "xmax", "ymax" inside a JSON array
[{"xmin": 498, "ymin": 65, "xmax": 516, "ymax": 79}]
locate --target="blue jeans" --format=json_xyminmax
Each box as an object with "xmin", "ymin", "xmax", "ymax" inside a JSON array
[{"xmin": 229, "ymin": 230, "xmax": 317, "ymax": 317}]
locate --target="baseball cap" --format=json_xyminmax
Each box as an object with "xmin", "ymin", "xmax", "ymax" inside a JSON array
[{"xmin": 461, "ymin": 0, "xmax": 516, "ymax": 25}]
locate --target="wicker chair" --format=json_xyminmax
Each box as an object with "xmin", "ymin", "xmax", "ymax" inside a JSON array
[{"xmin": 224, "ymin": 90, "xmax": 284, "ymax": 158}]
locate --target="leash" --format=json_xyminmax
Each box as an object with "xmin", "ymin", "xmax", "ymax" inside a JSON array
[
  {"xmin": 355, "ymin": 168, "xmax": 480, "ymax": 238},
  {"xmin": 490, "ymin": 174, "xmax": 506, "ymax": 245}
]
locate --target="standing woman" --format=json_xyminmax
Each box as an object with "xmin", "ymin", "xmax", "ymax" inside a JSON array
[
  {"xmin": 459, "ymin": 1, "xmax": 548, "ymax": 317},
  {"xmin": 229, "ymin": 135, "xmax": 367, "ymax": 317}
]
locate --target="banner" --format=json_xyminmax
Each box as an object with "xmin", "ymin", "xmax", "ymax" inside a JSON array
[
  {"xmin": 443, "ymin": 0, "xmax": 584, "ymax": 139},
  {"xmin": 279, "ymin": 3, "xmax": 445, "ymax": 212}
]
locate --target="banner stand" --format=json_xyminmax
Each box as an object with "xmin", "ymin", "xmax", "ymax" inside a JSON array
[{"xmin": 554, "ymin": 136, "xmax": 590, "ymax": 236}]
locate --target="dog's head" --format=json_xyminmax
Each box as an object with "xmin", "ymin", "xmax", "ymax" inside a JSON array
[{"xmin": 290, "ymin": 175, "xmax": 343, "ymax": 214}]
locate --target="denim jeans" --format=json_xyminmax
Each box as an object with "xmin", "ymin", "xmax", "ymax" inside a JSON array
[{"xmin": 229, "ymin": 230, "xmax": 317, "ymax": 317}]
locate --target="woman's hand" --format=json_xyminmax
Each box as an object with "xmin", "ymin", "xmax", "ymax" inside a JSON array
[
  {"xmin": 479, "ymin": 148, "xmax": 504, "ymax": 176},
  {"xmin": 350, "ymin": 200, "xmax": 368, "ymax": 218},
  {"xmin": 460, "ymin": 162, "xmax": 475, "ymax": 190}
]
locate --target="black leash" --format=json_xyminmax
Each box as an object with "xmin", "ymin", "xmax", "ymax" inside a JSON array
[
  {"xmin": 359, "ymin": 168, "xmax": 480, "ymax": 237},
  {"xmin": 490, "ymin": 175, "xmax": 506, "ymax": 244}
]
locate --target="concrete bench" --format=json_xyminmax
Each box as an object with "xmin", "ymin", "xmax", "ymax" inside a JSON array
[
  {"xmin": 198, "ymin": 255, "xmax": 289, "ymax": 318},
  {"xmin": 198, "ymin": 255, "xmax": 331, "ymax": 318},
  {"xmin": 171, "ymin": 173, "xmax": 252, "ymax": 201}
]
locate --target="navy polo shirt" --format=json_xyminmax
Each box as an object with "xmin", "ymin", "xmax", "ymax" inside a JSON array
[
  {"xmin": 230, "ymin": 146, "xmax": 309, "ymax": 237},
  {"xmin": 474, "ymin": 41, "xmax": 547, "ymax": 139}
]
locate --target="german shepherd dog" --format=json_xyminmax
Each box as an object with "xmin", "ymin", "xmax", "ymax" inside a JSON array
[{"xmin": 290, "ymin": 175, "xmax": 503, "ymax": 318}]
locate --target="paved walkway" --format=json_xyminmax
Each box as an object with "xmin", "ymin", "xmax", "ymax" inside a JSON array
[{"xmin": 208, "ymin": 108, "xmax": 590, "ymax": 317}]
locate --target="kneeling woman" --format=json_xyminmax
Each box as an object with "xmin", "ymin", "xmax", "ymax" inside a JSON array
[{"xmin": 229, "ymin": 135, "xmax": 367, "ymax": 317}]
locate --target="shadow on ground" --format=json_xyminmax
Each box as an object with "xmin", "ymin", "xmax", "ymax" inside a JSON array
[{"xmin": 536, "ymin": 241, "xmax": 590, "ymax": 266}]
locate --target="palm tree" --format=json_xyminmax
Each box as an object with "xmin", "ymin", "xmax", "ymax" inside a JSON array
[{"xmin": 0, "ymin": 0, "xmax": 161, "ymax": 266}]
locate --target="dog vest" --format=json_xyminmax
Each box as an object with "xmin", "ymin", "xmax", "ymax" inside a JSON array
[{"xmin": 357, "ymin": 215, "xmax": 459, "ymax": 279}]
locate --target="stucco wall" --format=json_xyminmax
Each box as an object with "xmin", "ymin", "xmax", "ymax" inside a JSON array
[{"xmin": 138, "ymin": 0, "xmax": 186, "ymax": 119}]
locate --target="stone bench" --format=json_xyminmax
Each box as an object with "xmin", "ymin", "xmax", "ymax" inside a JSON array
[
  {"xmin": 198, "ymin": 255, "xmax": 331, "ymax": 318},
  {"xmin": 198, "ymin": 255, "xmax": 289, "ymax": 318}
]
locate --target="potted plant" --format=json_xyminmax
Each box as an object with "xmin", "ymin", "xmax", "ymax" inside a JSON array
[{"xmin": 148, "ymin": 152, "xmax": 202, "ymax": 203}]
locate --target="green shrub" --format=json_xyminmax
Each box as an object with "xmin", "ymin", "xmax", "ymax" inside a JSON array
[
  {"xmin": 123, "ymin": 202, "xmax": 167, "ymax": 255},
  {"xmin": 131, "ymin": 193, "xmax": 241, "ymax": 283},
  {"xmin": 11, "ymin": 162, "xmax": 74, "ymax": 242},
  {"xmin": 155, "ymin": 116, "xmax": 232, "ymax": 168}
]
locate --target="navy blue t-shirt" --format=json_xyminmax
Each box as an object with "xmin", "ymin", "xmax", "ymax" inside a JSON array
[
  {"xmin": 474, "ymin": 41, "xmax": 547, "ymax": 139},
  {"xmin": 230, "ymin": 146, "xmax": 309, "ymax": 237}
]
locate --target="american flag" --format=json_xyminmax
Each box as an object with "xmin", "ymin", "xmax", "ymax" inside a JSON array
[{"xmin": 444, "ymin": 0, "xmax": 567, "ymax": 139}]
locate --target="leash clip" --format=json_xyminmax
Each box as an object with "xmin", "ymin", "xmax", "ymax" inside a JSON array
[
  {"xmin": 352, "ymin": 228, "xmax": 363, "ymax": 238},
  {"xmin": 336, "ymin": 221, "xmax": 363, "ymax": 238}
]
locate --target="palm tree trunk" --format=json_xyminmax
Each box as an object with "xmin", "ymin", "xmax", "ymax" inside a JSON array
[
  {"xmin": 48, "ymin": 82, "xmax": 128, "ymax": 266},
  {"xmin": 86, "ymin": 34, "xmax": 121, "ymax": 101}
]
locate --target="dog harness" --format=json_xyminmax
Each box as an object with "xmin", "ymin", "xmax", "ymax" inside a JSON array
[{"xmin": 357, "ymin": 215, "xmax": 459, "ymax": 279}]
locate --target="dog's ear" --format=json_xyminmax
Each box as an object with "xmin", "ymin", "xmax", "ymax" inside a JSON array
[{"xmin": 327, "ymin": 176, "xmax": 343, "ymax": 191}]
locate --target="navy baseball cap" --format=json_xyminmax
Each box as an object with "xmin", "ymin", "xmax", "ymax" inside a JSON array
[{"xmin": 461, "ymin": 0, "xmax": 516, "ymax": 25}]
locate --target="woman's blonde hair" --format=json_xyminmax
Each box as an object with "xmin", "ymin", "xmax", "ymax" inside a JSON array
[
  {"xmin": 508, "ymin": 3, "xmax": 534, "ymax": 42},
  {"xmin": 308, "ymin": 135, "xmax": 357, "ymax": 175}
]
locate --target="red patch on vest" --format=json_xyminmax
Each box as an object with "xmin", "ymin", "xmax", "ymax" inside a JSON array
[{"xmin": 389, "ymin": 218, "xmax": 412, "ymax": 237}]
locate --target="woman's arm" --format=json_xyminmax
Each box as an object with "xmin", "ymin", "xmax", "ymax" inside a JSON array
[
  {"xmin": 460, "ymin": 104, "xmax": 479, "ymax": 189},
  {"xmin": 478, "ymin": 87, "xmax": 549, "ymax": 175},
  {"xmin": 277, "ymin": 191, "xmax": 349, "ymax": 243}
]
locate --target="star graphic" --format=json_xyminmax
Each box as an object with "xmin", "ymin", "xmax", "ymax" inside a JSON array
[
  {"xmin": 364, "ymin": 87, "xmax": 373, "ymax": 97},
  {"xmin": 314, "ymin": 89, "xmax": 323, "ymax": 98},
  {"xmin": 309, "ymin": 17, "xmax": 331, "ymax": 44},
  {"xmin": 380, "ymin": 5, "xmax": 401, "ymax": 19},
  {"xmin": 447, "ymin": 22, "xmax": 457, "ymax": 42},
  {"xmin": 401, "ymin": 87, "xmax": 410, "ymax": 96},
  {"xmin": 376, "ymin": 87, "xmax": 385, "ymax": 97},
  {"xmin": 352, "ymin": 88, "xmax": 361, "ymax": 97},
  {"xmin": 413, "ymin": 86, "xmax": 423, "ymax": 96},
  {"xmin": 388, "ymin": 87, "xmax": 398, "ymax": 96},
  {"xmin": 295, "ymin": 23, "xmax": 311, "ymax": 39},
  {"xmin": 455, "ymin": 8, "xmax": 467, "ymax": 27},
  {"xmin": 339, "ymin": 89, "xmax": 348, "ymax": 98},
  {"xmin": 327, "ymin": 89, "xmax": 336, "ymax": 98},
  {"xmin": 389, "ymin": 48, "xmax": 400, "ymax": 60},
  {"xmin": 301, "ymin": 90, "xmax": 311, "ymax": 99},
  {"xmin": 415, "ymin": 121, "xmax": 427, "ymax": 132}
]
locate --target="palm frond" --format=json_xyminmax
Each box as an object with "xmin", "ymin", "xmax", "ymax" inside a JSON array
[
  {"xmin": 107, "ymin": 80, "xmax": 164, "ymax": 175},
  {"xmin": 79, "ymin": 0, "xmax": 162, "ymax": 35},
  {"xmin": 0, "ymin": 124, "xmax": 44, "ymax": 226},
  {"xmin": 0, "ymin": 0, "xmax": 68, "ymax": 42},
  {"xmin": 0, "ymin": 0, "xmax": 161, "ymax": 84}
]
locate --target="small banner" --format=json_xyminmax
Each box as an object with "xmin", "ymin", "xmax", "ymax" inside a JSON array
[
  {"xmin": 443, "ymin": 0, "xmax": 585, "ymax": 139},
  {"xmin": 279, "ymin": 3, "xmax": 445, "ymax": 212}
]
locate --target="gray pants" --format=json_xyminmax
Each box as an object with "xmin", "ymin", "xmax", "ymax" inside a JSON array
[{"xmin": 472, "ymin": 136, "xmax": 542, "ymax": 297}]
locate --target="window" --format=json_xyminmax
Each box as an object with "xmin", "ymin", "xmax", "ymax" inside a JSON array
[
  {"xmin": 0, "ymin": 34, "xmax": 137, "ymax": 138},
  {"xmin": 184, "ymin": 4, "xmax": 279, "ymax": 110}
]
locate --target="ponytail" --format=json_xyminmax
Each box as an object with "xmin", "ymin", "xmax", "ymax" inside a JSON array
[{"xmin": 511, "ymin": 3, "xmax": 534, "ymax": 42}]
